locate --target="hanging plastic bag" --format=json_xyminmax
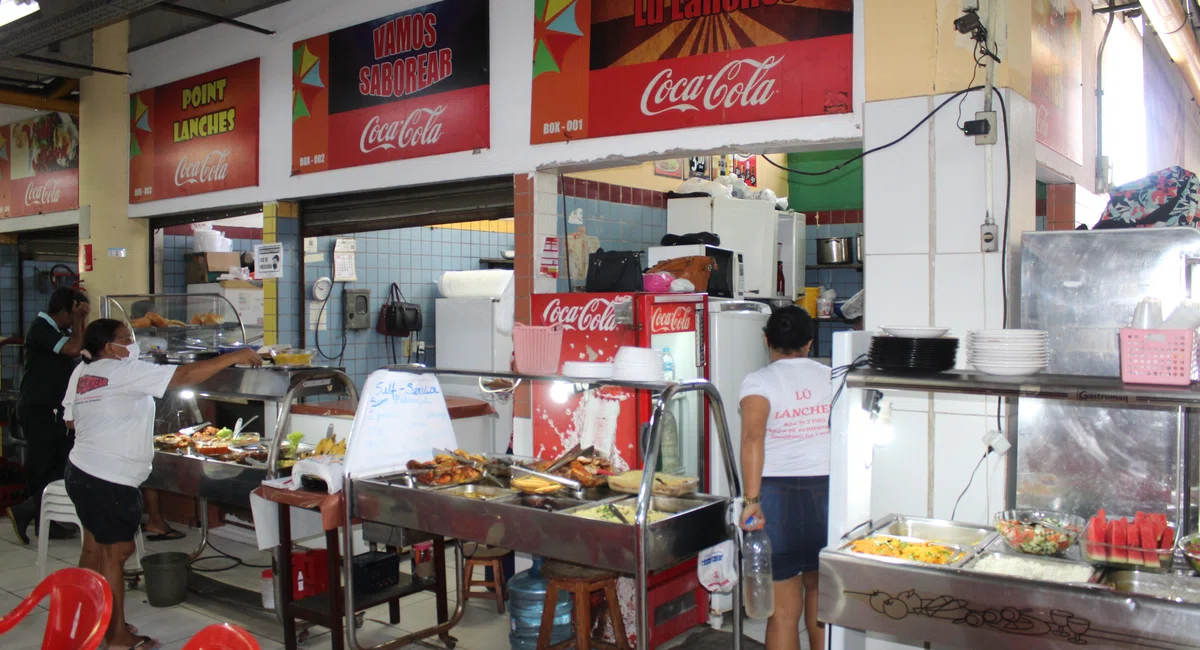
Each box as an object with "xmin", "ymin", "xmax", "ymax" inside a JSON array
[{"xmin": 698, "ymin": 541, "xmax": 738, "ymax": 593}]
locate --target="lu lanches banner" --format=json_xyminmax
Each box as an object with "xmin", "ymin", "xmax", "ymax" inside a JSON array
[
  {"xmin": 0, "ymin": 113, "xmax": 80, "ymax": 219},
  {"xmin": 531, "ymin": 0, "xmax": 853, "ymax": 144},
  {"xmin": 129, "ymin": 59, "xmax": 261, "ymax": 203},
  {"xmin": 292, "ymin": 0, "xmax": 490, "ymax": 175}
]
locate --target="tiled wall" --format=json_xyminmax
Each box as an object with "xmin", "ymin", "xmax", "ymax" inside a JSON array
[
  {"xmin": 160, "ymin": 225, "xmax": 262, "ymax": 295},
  {"xmin": 0, "ymin": 242, "xmax": 18, "ymax": 389},
  {"xmin": 301, "ymin": 221, "xmax": 514, "ymax": 389},
  {"xmin": 268, "ymin": 215, "xmax": 302, "ymax": 349},
  {"xmin": 803, "ymin": 210, "xmax": 864, "ymax": 355},
  {"xmin": 556, "ymin": 177, "xmax": 668, "ymax": 292}
]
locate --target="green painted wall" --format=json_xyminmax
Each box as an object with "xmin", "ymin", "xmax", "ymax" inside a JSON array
[{"xmin": 786, "ymin": 149, "xmax": 864, "ymax": 211}]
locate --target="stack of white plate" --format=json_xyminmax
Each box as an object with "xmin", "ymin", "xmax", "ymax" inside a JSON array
[
  {"xmin": 968, "ymin": 330, "xmax": 1049, "ymax": 376},
  {"xmin": 612, "ymin": 347, "xmax": 665, "ymax": 382},
  {"xmin": 562, "ymin": 361, "xmax": 614, "ymax": 380}
]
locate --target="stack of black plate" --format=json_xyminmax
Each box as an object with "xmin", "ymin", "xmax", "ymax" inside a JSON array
[{"xmin": 868, "ymin": 336, "xmax": 959, "ymax": 373}]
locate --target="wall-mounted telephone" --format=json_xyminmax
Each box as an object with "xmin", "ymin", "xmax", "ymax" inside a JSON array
[{"xmin": 343, "ymin": 289, "xmax": 371, "ymax": 330}]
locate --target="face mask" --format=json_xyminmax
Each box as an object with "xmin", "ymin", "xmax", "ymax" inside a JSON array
[{"xmin": 122, "ymin": 341, "xmax": 140, "ymax": 361}]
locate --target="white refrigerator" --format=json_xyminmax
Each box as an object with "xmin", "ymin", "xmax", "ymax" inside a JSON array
[
  {"xmin": 434, "ymin": 298, "xmax": 514, "ymax": 455},
  {"xmin": 667, "ymin": 196, "xmax": 779, "ymax": 298},
  {"xmin": 707, "ymin": 299, "xmax": 772, "ymax": 496}
]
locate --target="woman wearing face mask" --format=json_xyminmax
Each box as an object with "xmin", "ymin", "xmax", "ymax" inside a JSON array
[{"xmin": 61, "ymin": 319, "xmax": 261, "ymax": 650}]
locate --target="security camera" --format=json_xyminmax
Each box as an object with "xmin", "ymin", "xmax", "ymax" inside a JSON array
[{"xmin": 954, "ymin": 9, "xmax": 984, "ymax": 36}]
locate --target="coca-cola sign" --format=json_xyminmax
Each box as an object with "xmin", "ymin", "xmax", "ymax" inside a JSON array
[
  {"xmin": 531, "ymin": 0, "xmax": 852, "ymax": 144},
  {"xmin": 130, "ymin": 59, "xmax": 259, "ymax": 203},
  {"xmin": 293, "ymin": 0, "xmax": 489, "ymax": 175},
  {"xmin": 0, "ymin": 117, "xmax": 81, "ymax": 219},
  {"xmin": 174, "ymin": 150, "xmax": 231, "ymax": 187},
  {"xmin": 541, "ymin": 297, "xmax": 619, "ymax": 332},
  {"xmin": 649, "ymin": 305, "xmax": 694, "ymax": 334},
  {"xmin": 24, "ymin": 179, "xmax": 62, "ymax": 207}
]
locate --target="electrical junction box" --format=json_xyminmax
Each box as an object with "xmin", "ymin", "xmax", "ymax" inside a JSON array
[{"xmin": 343, "ymin": 289, "xmax": 372, "ymax": 330}]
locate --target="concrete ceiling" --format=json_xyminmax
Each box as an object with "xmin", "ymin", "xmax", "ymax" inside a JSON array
[{"xmin": 0, "ymin": 0, "xmax": 282, "ymax": 115}]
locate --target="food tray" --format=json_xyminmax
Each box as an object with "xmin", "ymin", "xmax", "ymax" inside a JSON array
[
  {"xmin": 963, "ymin": 551, "xmax": 1101, "ymax": 585},
  {"xmin": 1081, "ymin": 539, "xmax": 1176, "ymax": 573},
  {"xmin": 607, "ymin": 471, "xmax": 699, "ymax": 497},
  {"xmin": 837, "ymin": 534, "xmax": 969, "ymax": 567},
  {"xmin": 435, "ymin": 484, "xmax": 513, "ymax": 501}
]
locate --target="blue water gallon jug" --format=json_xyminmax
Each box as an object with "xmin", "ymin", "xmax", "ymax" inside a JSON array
[{"xmin": 508, "ymin": 557, "xmax": 572, "ymax": 649}]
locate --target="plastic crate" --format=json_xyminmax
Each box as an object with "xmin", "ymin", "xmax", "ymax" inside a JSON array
[{"xmin": 1120, "ymin": 328, "xmax": 1198, "ymax": 386}]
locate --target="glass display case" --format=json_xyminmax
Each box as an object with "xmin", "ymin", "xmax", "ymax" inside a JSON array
[{"xmin": 101, "ymin": 293, "xmax": 250, "ymax": 356}]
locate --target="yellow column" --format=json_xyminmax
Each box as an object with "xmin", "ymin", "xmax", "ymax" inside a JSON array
[
  {"xmin": 78, "ymin": 20, "xmax": 148, "ymax": 305},
  {"xmin": 261, "ymin": 201, "xmax": 299, "ymax": 347}
]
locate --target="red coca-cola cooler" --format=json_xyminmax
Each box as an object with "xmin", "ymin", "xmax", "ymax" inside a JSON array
[{"xmin": 531, "ymin": 291, "xmax": 710, "ymax": 648}]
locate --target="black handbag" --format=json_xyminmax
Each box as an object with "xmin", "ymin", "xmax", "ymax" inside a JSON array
[
  {"xmin": 585, "ymin": 249, "xmax": 645, "ymax": 292},
  {"xmin": 376, "ymin": 283, "xmax": 423, "ymax": 337}
]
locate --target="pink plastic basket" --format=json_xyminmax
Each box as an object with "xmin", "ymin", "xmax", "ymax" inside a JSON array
[
  {"xmin": 1119, "ymin": 328, "xmax": 1197, "ymax": 386},
  {"xmin": 513, "ymin": 323, "xmax": 564, "ymax": 374}
]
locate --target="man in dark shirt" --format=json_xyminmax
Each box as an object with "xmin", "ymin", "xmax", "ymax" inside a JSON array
[{"xmin": 7, "ymin": 287, "xmax": 89, "ymax": 544}]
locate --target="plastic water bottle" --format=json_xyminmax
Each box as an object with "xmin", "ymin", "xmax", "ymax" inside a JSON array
[
  {"xmin": 742, "ymin": 526, "xmax": 775, "ymax": 619},
  {"xmin": 662, "ymin": 347, "xmax": 675, "ymax": 381},
  {"xmin": 508, "ymin": 557, "xmax": 572, "ymax": 649}
]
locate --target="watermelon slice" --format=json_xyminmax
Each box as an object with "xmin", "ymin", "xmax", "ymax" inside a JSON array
[
  {"xmin": 1140, "ymin": 522, "xmax": 1160, "ymax": 568},
  {"xmin": 1149, "ymin": 516, "xmax": 1167, "ymax": 548},
  {"xmin": 1126, "ymin": 521, "xmax": 1143, "ymax": 566},
  {"xmin": 1110, "ymin": 519, "xmax": 1128, "ymax": 564},
  {"xmin": 1161, "ymin": 526, "xmax": 1176, "ymax": 551},
  {"xmin": 1086, "ymin": 515, "xmax": 1108, "ymax": 562},
  {"xmin": 1135, "ymin": 511, "xmax": 1146, "ymax": 527}
]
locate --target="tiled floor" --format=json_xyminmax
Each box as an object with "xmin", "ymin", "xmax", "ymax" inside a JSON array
[{"xmin": 0, "ymin": 522, "xmax": 776, "ymax": 650}]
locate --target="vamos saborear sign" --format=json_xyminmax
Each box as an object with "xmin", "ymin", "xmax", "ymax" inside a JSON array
[
  {"xmin": 129, "ymin": 59, "xmax": 260, "ymax": 203},
  {"xmin": 0, "ymin": 112, "xmax": 80, "ymax": 219},
  {"xmin": 291, "ymin": 0, "xmax": 490, "ymax": 175}
]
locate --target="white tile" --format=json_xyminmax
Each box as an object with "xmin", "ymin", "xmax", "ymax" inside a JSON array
[
  {"xmin": 933, "ymin": 393, "xmax": 987, "ymax": 416},
  {"xmin": 397, "ymin": 593, "xmax": 508, "ymax": 650},
  {"xmin": 864, "ymin": 97, "xmax": 932, "ymax": 255},
  {"xmin": 932, "ymin": 92, "xmax": 989, "ymax": 255},
  {"xmin": 932, "ymin": 413, "xmax": 998, "ymax": 526},
  {"xmin": 5, "ymin": 609, "xmax": 49, "ymax": 650},
  {"xmin": 870, "ymin": 409, "xmax": 929, "ymax": 520},
  {"xmin": 883, "ymin": 389, "xmax": 930, "ymax": 415},
  {"xmin": 863, "ymin": 254, "xmax": 930, "ymax": 330},
  {"xmin": 126, "ymin": 603, "xmax": 223, "ymax": 645},
  {"xmin": 0, "ymin": 542, "xmax": 40, "ymax": 571},
  {"xmin": 933, "ymin": 252, "xmax": 987, "ymax": 370},
  {"xmin": 983, "ymin": 246, "xmax": 1008, "ymax": 329},
  {"xmin": 0, "ymin": 558, "xmax": 71, "ymax": 592}
]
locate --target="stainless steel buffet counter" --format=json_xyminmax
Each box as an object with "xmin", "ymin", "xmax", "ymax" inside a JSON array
[
  {"xmin": 339, "ymin": 367, "xmax": 746, "ymax": 650},
  {"xmin": 821, "ymin": 515, "xmax": 1200, "ymax": 650}
]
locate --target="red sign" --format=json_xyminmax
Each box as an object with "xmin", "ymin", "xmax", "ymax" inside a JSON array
[
  {"xmin": 291, "ymin": 0, "xmax": 490, "ymax": 175},
  {"xmin": 129, "ymin": 59, "xmax": 260, "ymax": 203},
  {"xmin": 540, "ymin": 295, "xmax": 621, "ymax": 332},
  {"xmin": 649, "ymin": 304, "xmax": 694, "ymax": 334},
  {"xmin": 531, "ymin": 0, "xmax": 853, "ymax": 144},
  {"xmin": 79, "ymin": 243, "xmax": 93, "ymax": 272},
  {"xmin": 1032, "ymin": 0, "xmax": 1083, "ymax": 163},
  {"xmin": 0, "ymin": 114, "xmax": 81, "ymax": 219}
]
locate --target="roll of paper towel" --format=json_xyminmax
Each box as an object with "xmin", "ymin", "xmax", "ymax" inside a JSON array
[{"xmin": 438, "ymin": 270, "xmax": 515, "ymax": 335}]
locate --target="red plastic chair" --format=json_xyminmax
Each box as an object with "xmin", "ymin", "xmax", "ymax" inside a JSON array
[
  {"xmin": 0, "ymin": 567, "xmax": 112, "ymax": 650},
  {"xmin": 182, "ymin": 624, "xmax": 261, "ymax": 650}
]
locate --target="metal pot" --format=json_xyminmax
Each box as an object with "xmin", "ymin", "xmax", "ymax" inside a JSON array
[
  {"xmin": 816, "ymin": 237, "xmax": 852, "ymax": 265},
  {"xmin": 854, "ymin": 234, "xmax": 864, "ymax": 263}
]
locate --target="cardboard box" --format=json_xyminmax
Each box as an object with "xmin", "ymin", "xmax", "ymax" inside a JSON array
[{"xmin": 185, "ymin": 252, "xmax": 243, "ymax": 284}]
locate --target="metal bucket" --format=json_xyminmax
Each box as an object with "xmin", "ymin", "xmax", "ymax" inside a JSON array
[
  {"xmin": 143, "ymin": 552, "xmax": 190, "ymax": 607},
  {"xmin": 816, "ymin": 237, "xmax": 851, "ymax": 265}
]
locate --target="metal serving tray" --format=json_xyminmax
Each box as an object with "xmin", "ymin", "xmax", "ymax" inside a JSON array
[
  {"xmin": 963, "ymin": 552, "xmax": 1102, "ymax": 586},
  {"xmin": 1105, "ymin": 570, "xmax": 1200, "ymax": 605},
  {"xmin": 145, "ymin": 449, "xmax": 267, "ymax": 509},
  {"xmin": 434, "ymin": 484, "xmax": 514, "ymax": 501},
  {"xmin": 352, "ymin": 477, "xmax": 729, "ymax": 573}
]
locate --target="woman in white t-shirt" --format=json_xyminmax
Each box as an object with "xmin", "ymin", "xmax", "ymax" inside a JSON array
[
  {"xmin": 738, "ymin": 306, "xmax": 831, "ymax": 650},
  {"xmin": 62, "ymin": 319, "xmax": 261, "ymax": 650}
]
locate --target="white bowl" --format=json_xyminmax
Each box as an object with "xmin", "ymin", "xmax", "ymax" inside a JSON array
[
  {"xmin": 881, "ymin": 326, "xmax": 951, "ymax": 339},
  {"xmin": 968, "ymin": 356, "xmax": 1050, "ymax": 364},
  {"xmin": 615, "ymin": 346, "xmax": 664, "ymax": 363}
]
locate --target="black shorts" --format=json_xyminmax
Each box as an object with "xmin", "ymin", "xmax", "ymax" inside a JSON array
[
  {"xmin": 761, "ymin": 475, "xmax": 830, "ymax": 581},
  {"xmin": 64, "ymin": 462, "xmax": 143, "ymax": 545}
]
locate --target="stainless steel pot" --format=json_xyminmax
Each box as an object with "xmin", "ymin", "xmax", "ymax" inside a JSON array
[
  {"xmin": 854, "ymin": 234, "xmax": 864, "ymax": 263},
  {"xmin": 816, "ymin": 237, "xmax": 852, "ymax": 265}
]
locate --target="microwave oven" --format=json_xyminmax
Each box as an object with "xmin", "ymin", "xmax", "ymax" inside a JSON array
[{"xmin": 647, "ymin": 244, "xmax": 745, "ymax": 298}]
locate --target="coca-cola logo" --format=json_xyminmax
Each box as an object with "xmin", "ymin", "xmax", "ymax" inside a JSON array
[
  {"xmin": 640, "ymin": 56, "xmax": 782, "ymax": 117},
  {"xmin": 541, "ymin": 298, "xmax": 617, "ymax": 332},
  {"xmin": 175, "ymin": 150, "xmax": 231, "ymax": 187},
  {"xmin": 360, "ymin": 106, "xmax": 446, "ymax": 154},
  {"xmin": 24, "ymin": 179, "xmax": 62, "ymax": 207},
  {"xmin": 650, "ymin": 306, "xmax": 693, "ymax": 334}
]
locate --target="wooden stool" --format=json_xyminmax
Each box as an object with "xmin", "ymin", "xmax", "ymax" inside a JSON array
[
  {"xmin": 463, "ymin": 546, "xmax": 511, "ymax": 614},
  {"xmin": 536, "ymin": 561, "xmax": 630, "ymax": 650}
]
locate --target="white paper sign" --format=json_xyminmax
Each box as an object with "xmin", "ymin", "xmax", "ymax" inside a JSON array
[
  {"xmin": 304, "ymin": 237, "xmax": 318, "ymax": 253},
  {"xmin": 344, "ymin": 370, "xmax": 458, "ymax": 480},
  {"xmin": 333, "ymin": 252, "xmax": 357, "ymax": 282},
  {"xmin": 334, "ymin": 237, "xmax": 357, "ymax": 252},
  {"xmin": 255, "ymin": 243, "xmax": 284, "ymax": 279}
]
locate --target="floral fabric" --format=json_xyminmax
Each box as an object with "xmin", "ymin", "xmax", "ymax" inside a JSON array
[{"xmin": 1096, "ymin": 166, "xmax": 1200, "ymax": 229}]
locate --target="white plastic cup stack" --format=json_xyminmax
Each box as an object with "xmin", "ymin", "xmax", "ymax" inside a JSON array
[
  {"xmin": 1133, "ymin": 298, "xmax": 1164, "ymax": 329},
  {"xmin": 612, "ymin": 347, "xmax": 665, "ymax": 382}
]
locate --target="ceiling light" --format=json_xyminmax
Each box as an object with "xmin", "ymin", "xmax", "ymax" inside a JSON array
[{"xmin": 0, "ymin": 0, "xmax": 39, "ymax": 28}]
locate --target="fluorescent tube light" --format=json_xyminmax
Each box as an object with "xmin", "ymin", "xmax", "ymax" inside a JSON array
[{"xmin": 0, "ymin": 0, "xmax": 39, "ymax": 28}]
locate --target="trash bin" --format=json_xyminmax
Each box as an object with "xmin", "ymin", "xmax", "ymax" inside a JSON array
[{"xmin": 142, "ymin": 552, "xmax": 189, "ymax": 607}]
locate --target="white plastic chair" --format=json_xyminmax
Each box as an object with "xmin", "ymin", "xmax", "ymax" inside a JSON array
[{"xmin": 38, "ymin": 480, "xmax": 145, "ymax": 579}]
